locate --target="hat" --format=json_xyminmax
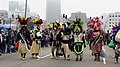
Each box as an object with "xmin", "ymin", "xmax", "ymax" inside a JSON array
[
  {"xmin": 49, "ymin": 24, "xmax": 53, "ymax": 28},
  {"xmin": 17, "ymin": 18, "xmax": 30, "ymax": 25},
  {"xmin": 56, "ymin": 19, "xmax": 59, "ymax": 23},
  {"xmin": 33, "ymin": 18, "xmax": 43, "ymax": 24}
]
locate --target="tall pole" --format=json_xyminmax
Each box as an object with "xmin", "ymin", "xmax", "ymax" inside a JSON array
[
  {"xmin": 25, "ymin": 0, "xmax": 27, "ymax": 18},
  {"xmin": 10, "ymin": 18, "xmax": 11, "ymax": 28}
]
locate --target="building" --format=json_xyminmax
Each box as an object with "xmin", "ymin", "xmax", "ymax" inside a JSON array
[
  {"xmin": 69, "ymin": 12, "xmax": 87, "ymax": 29},
  {"xmin": 0, "ymin": 10, "xmax": 8, "ymax": 19},
  {"xmin": 107, "ymin": 12, "xmax": 120, "ymax": 31},
  {"xmin": 0, "ymin": 10, "xmax": 8, "ymax": 24},
  {"xmin": 9, "ymin": 1, "xmax": 30, "ymax": 12},
  {"xmin": 46, "ymin": 0, "xmax": 61, "ymax": 23},
  {"xmin": 9, "ymin": 1, "xmax": 30, "ymax": 18},
  {"xmin": 8, "ymin": 1, "xmax": 31, "ymax": 30},
  {"xmin": 9, "ymin": 1, "xmax": 19, "ymax": 11},
  {"xmin": 8, "ymin": 0, "xmax": 31, "ymax": 28}
]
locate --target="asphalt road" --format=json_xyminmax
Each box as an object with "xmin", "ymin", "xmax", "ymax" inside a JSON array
[{"xmin": 0, "ymin": 45, "xmax": 119, "ymax": 67}]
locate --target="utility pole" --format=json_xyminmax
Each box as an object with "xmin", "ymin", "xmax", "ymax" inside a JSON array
[
  {"xmin": 25, "ymin": 0, "xmax": 27, "ymax": 18},
  {"xmin": 10, "ymin": 18, "xmax": 11, "ymax": 28}
]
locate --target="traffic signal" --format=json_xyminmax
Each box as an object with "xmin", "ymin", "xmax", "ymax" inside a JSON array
[
  {"xmin": 63, "ymin": 14, "xmax": 65, "ymax": 18},
  {"xmin": 12, "ymin": 14, "xmax": 14, "ymax": 18},
  {"xmin": 65, "ymin": 15, "xmax": 67, "ymax": 19},
  {"xmin": 0, "ymin": 19, "xmax": 1, "ymax": 23},
  {"xmin": 101, "ymin": 16, "xmax": 103, "ymax": 19},
  {"xmin": 90, "ymin": 17, "xmax": 92, "ymax": 19},
  {"xmin": 17, "ymin": 15, "xmax": 20, "ymax": 19}
]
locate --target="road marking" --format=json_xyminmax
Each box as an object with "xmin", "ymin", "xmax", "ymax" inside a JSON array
[{"xmin": 40, "ymin": 53, "xmax": 52, "ymax": 59}]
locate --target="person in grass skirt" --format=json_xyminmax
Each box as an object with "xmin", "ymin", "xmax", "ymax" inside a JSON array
[
  {"xmin": 17, "ymin": 18, "xmax": 31, "ymax": 61},
  {"xmin": 30, "ymin": 31, "xmax": 42, "ymax": 59},
  {"xmin": 49, "ymin": 21, "xmax": 62, "ymax": 59},
  {"xmin": 30, "ymin": 18, "xmax": 43, "ymax": 59},
  {"xmin": 60, "ymin": 23, "xmax": 71, "ymax": 60}
]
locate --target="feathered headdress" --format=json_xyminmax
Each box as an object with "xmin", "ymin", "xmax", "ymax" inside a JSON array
[
  {"xmin": 53, "ymin": 20, "xmax": 63, "ymax": 29},
  {"xmin": 111, "ymin": 23, "xmax": 120, "ymax": 43},
  {"xmin": 33, "ymin": 18, "xmax": 43, "ymax": 24},
  {"xmin": 69, "ymin": 18, "xmax": 84, "ymax": 33},
  {"xmin": 112, "ymin": 22, "xmax": 120, "ymax": 33},
  {"xmin": 88, "ymin": 17, "xmax": 103, "ymax": 31},
  {"xmin": 17, "ymin": 18, "xmax": 30, "ymax": 25}
]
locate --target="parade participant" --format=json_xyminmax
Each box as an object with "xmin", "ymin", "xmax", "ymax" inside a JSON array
[
  {"xmin": 69, "ymin": 18, "xmax": 85, "ymax": 61},
  {"xmin": 87, "ymin": 25, "xmax": 94, "ymax": 50},
  {"xmin": 30, "ymin": 31, "xmax": 42, "ymax": 59},
  {"xmin": 92, "ymin": 31, "xmax": 103, "ymax": 61},
  {"xmin": 49, "ymin": 21, "xmax": 62, "ymax": 59},
  {"xmin": 17, "ymin": 18, "xmax": 31, "ymax": 61},
  {"xmin": 49, "ymin": 23, "xmax": 58, "ymax": 59},
  {"xmin": 0, "ymin": 29, "xmax": 6, "ymax": 54},
  {"xmin": 48, "ymin": 23, "xmax": 55, "ymax": 59},
  {"xmin": 55, "ymin": 22, "xmax": 65, "ymax": 59},
  {"xmin": 112, "ymin": 24, "xmax": 120, "ymax": 63},
  {"xmin": 60, "ymin": 23, "xmax": 71, "ymax": 60},
  {"xmin": 30, "ymin": 18, "xmax": 43, "ymax": 59},
  {"xmin": 104, "ymin": 30, "xmax": 111, "ymax": 45},
  {"xmin": 48, "ymin": 24, "xmax": 53, "ymax": 46},
  {"xmin": 0, "ymin": 29, "xmax": 4, "ymax": 55},
  {"xmin": 88, "ymin": 17, "xmax": 104, "ymax": 61}
]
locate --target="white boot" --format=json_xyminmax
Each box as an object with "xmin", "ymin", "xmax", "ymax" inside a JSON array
[
  {"xmin": 103, "ymin": 57, "xmax": 106, "ymax": 64},
  {"xmin": 37, "ymin": 55, "xmax": 41, "ymax": 60},
  {"xmin": 37, "ymin": 55, "xmax": 41, "ymax": 59}
]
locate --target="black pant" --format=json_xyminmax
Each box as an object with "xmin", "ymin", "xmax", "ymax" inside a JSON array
[{"xmin": 0, "ymin": 43, "xmax": 5, "ymax": 53}]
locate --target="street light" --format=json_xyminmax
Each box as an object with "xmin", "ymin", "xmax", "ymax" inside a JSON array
[{"xmin": 25, "ymin": 0, "xmax": 27, "ymax": 18}]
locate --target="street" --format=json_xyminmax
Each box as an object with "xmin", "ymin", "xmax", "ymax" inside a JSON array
[{"xmin": 0, "ymin": 45, "xmax": 119, "ymax": 67}]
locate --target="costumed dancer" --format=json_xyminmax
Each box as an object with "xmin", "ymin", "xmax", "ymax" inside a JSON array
[
  {"xmin": 60, "ymin": 23, "xmax": 71, "ymax": 60},
  {"xmin": 87, "ymin": 24, "xmax": 94, "ymax": 50},
  {"xmin": 48, "ymin": 23, "xmax": 55, "ymax": 59},
  {"xmin": 88, "ymin": 17, "xmax": 105, "ymax": 62},
  {"xmin": 30, "ymin": 18, "xmax": 43, "ymax": 59},
  {"xmin": 17, "ymin": 18, "xmax": 31, "ymax": 61},
  {"xmin": 112, "ymin": 24, "xmax": 120, "ymax": 63},
  {"xmin": 50, "ymin": 21, "xmax": 62, "ymax": 59},
  {"xmin": 69, "ymin": 18, "xmax": 85, "ymax": 61}
]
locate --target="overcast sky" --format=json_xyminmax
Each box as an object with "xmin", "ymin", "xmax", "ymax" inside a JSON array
[{"xmin": 0, "ymin": 0, "xmax": 120, "ymax": 19}]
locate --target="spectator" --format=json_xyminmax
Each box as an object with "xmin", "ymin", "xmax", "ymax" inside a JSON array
[
  {"xmin": 41, "ymin": 30, "xmax": 46, "ymax": 47},
  {"xmin": 6, "ymin": 28, "xmax": 16, "ymax": 53},
  {"xmin": 0, "ymin": 29, "xmax": 6, "ymax": 54},
  {"xmin": 105, "ymin": 30, "xmax": 111, "ymax": 45}
]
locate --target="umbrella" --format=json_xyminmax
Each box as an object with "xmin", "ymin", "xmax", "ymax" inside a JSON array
[{"xmin": 0, "ymin": 24, "xmax": 10, "ymax": 33}]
